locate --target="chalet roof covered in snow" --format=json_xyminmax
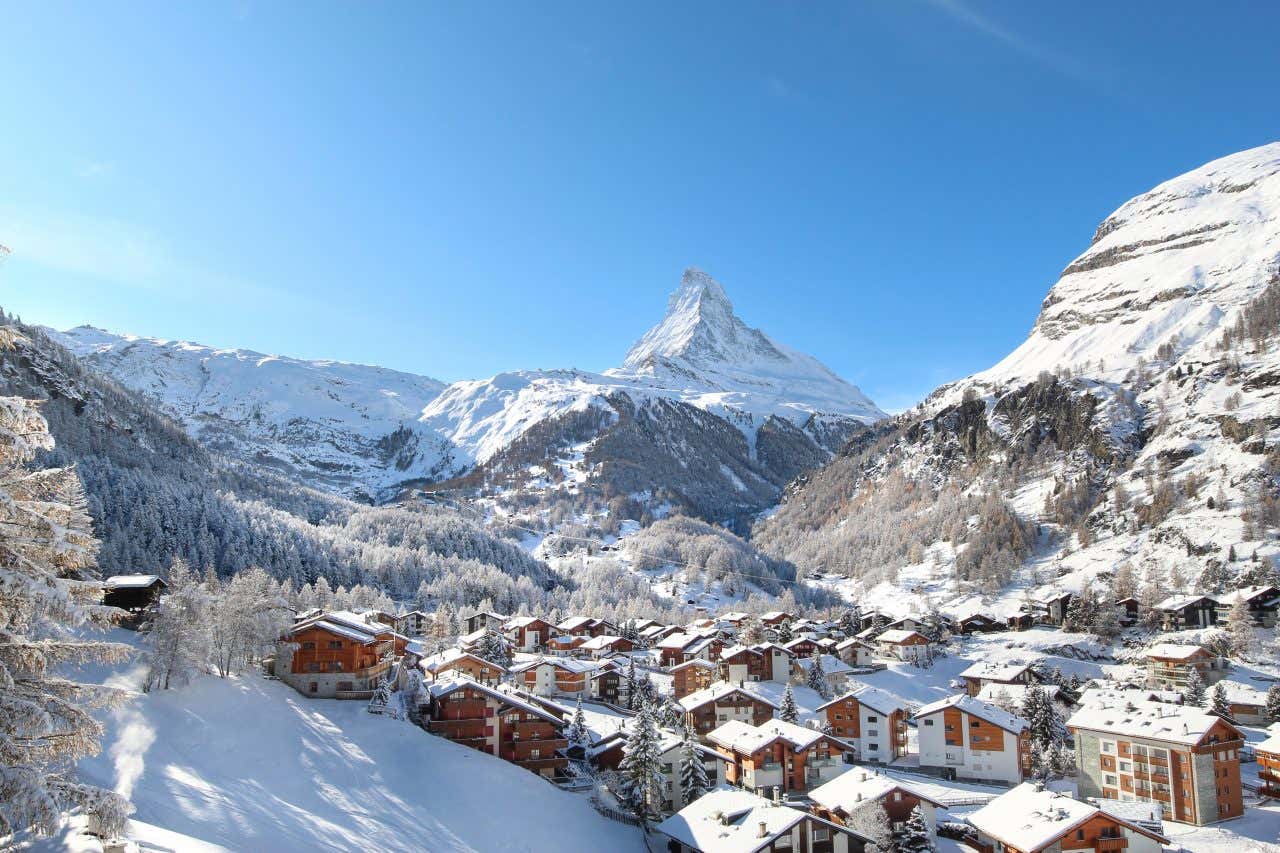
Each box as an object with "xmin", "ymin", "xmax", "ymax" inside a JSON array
[
  {"xmin": 808, "ymin": 767, "xmax": 943, "ymax": 813},
  {"xmin": 425, "ymin": 676, "xmax": 563, "ymax": 725},
  {"xmin": 655, "ymin": 789, "xmax": 842, "ymax": 853},
  {"xmin": 103, "ymin": 574, "xmax": 164, "ymax": 588},
  {"xmin": 678, "ymin": 681, "xmax": 779, "ymax": 713},
  {"xmin": 959, "ymin": 660, "xmax": 1033, "ymax": 681},
  {"xmin": 579, "ymin": 634, "xmax": 627, "ymax": 651},
  {"xmin": 815, "ymin": 684, "xmax": 907, "ymax": 717},
  {"xmin": 968, "ymin": 784, "xmax": 1166, "ymax": 851},
  {"xmin": 875, "ymin": 629, "xmax": 927, "ymax": 644},
  {"xmin": 1144, "ymin": 642, "xmax": 1209, "ymax": 660},
  {"xmin": 1256, "ymin": 727, "xmax": 1280, "ymax": 756},
  {"xmin": 1066, "ymin": 700, "xmax": 1242, "ymax": 746},
  {"xmin": 508, "ymin": 655, "xmax": 601, "ymax": 674},
  {"xmin": 289, "ymin": 610, "xmax": 393, "ymax": 644},
  {"xmin": 913, "ymin": 694, "xmax": 1028, "ymax": 733},
  {"xmin": 419, "ymin": 648, "xmax": 506, "ymax": 675},
  {"xmin": 976, "ymin": 683, "xmax": 1061, "ymax": 706},
  {"xmin": 1154, "ymin": 594, "xmax": 1216, "ymax": 611},
  {"xmin": 794, "ymin": 653, "xmax": 853, "ymax": 677},
  {"xmin": 669, "ymin": 658, "xmax": 719, "ymax": 672},
  {"xmin": 707, "ymin": 718, "xmax": 824, "ymax": 755}
]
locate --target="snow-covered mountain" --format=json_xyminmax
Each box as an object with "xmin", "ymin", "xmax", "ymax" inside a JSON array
[
  {"xmin": 55, "ymin": 269, "xmax": 883, "ymax": 516},
  {"xmin": 52, "ymin": 326, "xmax": 451, "ymax": 500},
  {"xmin": 758, "ymin": 141, "xmax": 1280, "ymax": 618}
]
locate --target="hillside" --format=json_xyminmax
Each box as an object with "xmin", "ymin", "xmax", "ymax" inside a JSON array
[
  {"xmin": 54, "ymin": 632, "xmax": 643, "ymax": 853},
  {"xmin": 756, "ymin": 142, "xmax": 1280, "ymax": 616}
]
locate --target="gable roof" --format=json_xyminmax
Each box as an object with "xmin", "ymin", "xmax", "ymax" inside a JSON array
[
  {"xmin": 876, "ymin": 629, "xmax": 928, "ymax": 644},
  {"xmin": 1155, "ymin": 594, "xmax": 1217, "ymax": 611},
  {"xmin": 678, "ymin": 681, "xmax": 780, "ymax": 713},
  {"xmin": 654, "ymin": 789, "xmax": 857, "ymax": 853},
  {"xmin": 707, "ymin": 719, "xmax": 826, "ymax": 755},
  {"xmin": 289, "ymin": 610, "xmax": 393, "ymax": 644},
  {"xmin": 419, "ymin": 648, "xmax": 506, "ymax": 675},
  {"xmin": 815, "ymin": 683, "xmax": 907, "ymax": 717},
  {"xmin": 1145, "ymin": 642, "xmax": 1210, "ymax": 661},
  {"xmin": 914, "ymin": 694, "xmax": 1029, "ymax": 734},
  {"xmin": 104, "ymin": 574, "xmax": 164, "ymax": 589},
  {"xmin": 425, "ymin": 677, "xmax": 562, "ymax": 725},
  {"xmin": 968, "ymin": 783, "xmax": 1166, "ymax": 852},
  {"xmin": 809, "ymin": 767, "xmax": 944, "ymax": 813},
  {"xmin": 959, "ymin": 660, "xmax": 1033, "ymax": 682}
]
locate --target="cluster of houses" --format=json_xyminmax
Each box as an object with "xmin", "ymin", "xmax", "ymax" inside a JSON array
[{"xmin": 258, "ymin": 599, "xmax": 1275, "ymax": 853}]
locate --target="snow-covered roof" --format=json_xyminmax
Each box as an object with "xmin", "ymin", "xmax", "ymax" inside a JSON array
[
  {"xmin": 809, "ymin": 767, "xmax": 943, "ymax": 813},
  {"xmin": 876, "ymin": 629, "xmax": 927, "ymax": 644},
  {"xmin": 290, "ymin": 610, "xmax": 390, "ymax": 644},
  {"xmin": 678, "ymin": 681, "xmax": 779, "ymax": 713},
  {"xmin": 707, "ymin": 719, "xmax": 824, "ymax": 755},
  {"xmin": 508, "ymin": 655, "xmax": 599, "ymax": 674},
  {"xmin": 654, "ymin": 789, "xmax": 817, "ymax": 853},
  {"xmin": 556, "ymin": 616, "xmax": 596, "ymax": 631},
  {"xmin": 1256, "ymin": 727, "xmax": 1280, "ymax": 756},
  {"xmin": 426, "ymin": 677, "xmax": 561, "ymax": 724},
  {"xmin": 834, "ymin": 637, "xmax": 872, "ymax": 650},
  {"xmin": 976, "ymin": 684, "xmax": 1061, "ymax": 705},
  {"xmin": 1066, "ymin": 700, "xmax": 1241, "ymax": 746},
  {"xmin": 1094, "ymin": 798, "xmax": 1164, "ymax": 828},
  {"xmin": 579, "ymin": 635, "xmax": 627, "ymax": 650},
  {"xmin": 103, "ymin": 574, "xmax": 163, "ymax": 588},
  {"xmin": 1154, "ymin": 594, "xmax": 1216, "ymax": 611},
  {"xmin": 913, "ymin": 694, "xmax": 1029, "ymax": 733},
  {"xmin": 669, "ymin": 658, "xmax": 719, "ymax": 672},
  {"xmin": 718, "ymin": 644, "xmax": 761, "ymax": 660},
  {"xmin": 960, "ymin": 660, "xmax": 1032, "ymax": 682},
  {"xmin": 419, "ymin": 648, "xmax": 506, "ymax": 675},
  {"xmin": 1144, "ymin": 642, "xmax": 1209, "ymax": 661},
  {"xmin": 968, "ymin": 784, "xmax": 1164, "ymax": 852},
  {"xmin": 815, "ymin": 684, "xmax": 908, "ymax": 717},
  {"xmin": 503, "ymin": 615, "xmax": 548, "ymax": 629},
  {"xmin": 1234, "ymin": 585, "xmax": 1280, "ymax": 603},
  {"xmin": 794, "ymin": 654, "xmax": 853, "ymax": 677},
  {"xmin": 1076, "ymin": 685, "xmax": 1182, "ymax": 710}
]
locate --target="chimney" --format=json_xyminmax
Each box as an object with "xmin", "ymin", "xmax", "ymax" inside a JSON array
[
  {"xmin": 773, "ymin": 785, "xmax": 781, "ymax": 805},
  {"xmin": 855, "ymin": 793, "xmax": 863, "ymax": 802},
  {"xmin": 860, "ymin": 771, "xmax": 868, "ymax": 781},
  {"xmin": 758, "ymin": 821, "xmax": 769, "ymax": 839}
]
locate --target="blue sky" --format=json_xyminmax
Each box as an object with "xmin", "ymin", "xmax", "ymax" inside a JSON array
[{"xmin": 2, "ymin": 2, "xmax": 1278, "ymax": 411}]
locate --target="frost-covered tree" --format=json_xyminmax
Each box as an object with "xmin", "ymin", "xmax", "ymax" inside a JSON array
[
  {"xmin": 476, "ymin": 628, "xmax": 512, "ymax": 669},
  {"xmin": 845, "ymin": 800, "xmax": 893, "ymax": 853},
  {"xmin": 142, "ymin": 559, "xmax": 209, "ymax": 691},
  {"xmin": 566, "ymin": 695, "xmax": 589, "ymax": 747},
  {"xmin": 367, "ymin": 677, "xmax": 392, "ymax": 714},
  {"xmin": 1209, "ymin": 683, "xmax": 1233, "ymax": 720},
  {"xmin": 1265, "ymin": 683, "xmax": 1280, "ymax": 723},
  {"xmin": 779, "ymin": 683, "xmax": 799, "ymax": 723},
  {"xmin": 1225, "ymin": 595, "xmax": 1254, "ymax": 659},
  {"xmin": 208, "ymin": 567, "xmax": 290, "ymax": 678},
  {"xmin": 739, "ymin": 615, "xmax": 765, "ymax": 646},
  {"xmin": 678, "ymin": 735, "xmax": 710, "ymax": 806},
  {"xmin": 1021, "ymin": 686, "xmax": 1063, "ymax": 749},
  {"xmin": 897, "ymin": 804, "xmax": 935, "ymax": 853},
  {"xmin": 618, "ymin": 705, "xmax": 663, "ymax": 819},
  {"xmin": 623, "ymin": 658, "xmax": 639, "ymax": 710},
  {"xmin": 0, "ymin": 382, "xmax": 132, "ymax": 838},
  {"xmin": 806, "ymin": 655, "xmax": 831, "ymax": 700},
  {"xmin": 1183, "ymin": 666, "xmax": 1206, "ymax": 706}
]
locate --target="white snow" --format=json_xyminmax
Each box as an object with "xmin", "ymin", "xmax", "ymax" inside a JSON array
[{"xmin": 62, "ymin": 631, "xmax": 643, "ymax": 853}]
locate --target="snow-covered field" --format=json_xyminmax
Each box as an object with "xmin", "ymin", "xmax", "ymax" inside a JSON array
[{"xmin": 41, "ymin": 632, "xmax": 643, "ymax": 853}]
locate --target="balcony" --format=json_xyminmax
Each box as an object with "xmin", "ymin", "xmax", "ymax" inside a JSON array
[
  {"xmin": 1097, "ymin": 836, "xmax": 1128, "ymax": 851},
  {"xmin": 335, "ymin": 689, "xmax": 374, "ymax": 700}
]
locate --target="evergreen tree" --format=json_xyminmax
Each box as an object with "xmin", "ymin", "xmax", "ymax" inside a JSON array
[
  {"xmin": 567, "ymin": 696, "xmax": 589, "ymax": 746},
  {"xmin": 624, "ymin": 658, "xmax": 639, "ymax": 710},
  {"xmin": 618, "ymin": 705, "xmax": 664, "ymax": 819},
  {"xmin": 806, "ymin": 655, "xmax": 831, "ymax": 700},
  {"xmin": 1225, "ymin": 595, "xmax": 1255, "ymax": 659},
  {"xmin": 1265, "ymin": 683, "xmax": 1280, "ymax": 723},
  {"xmin": 1021, "ymin": 686, "xmax": 1062, "ymax": 748},
  {"xmin": 1183, "ymin": 666, "xmax": 1207, "ymax": 706},
  {"xmin": 845, "ymin": 800, "xmax": 894, "ymax": 853},
  {"xmin": 779, "ymin": 683, "xmax": 800, "ymax": 723},
  {"xmin": 678, "ymin": 735, "xmax": 710, "ymax": 806},
  {"xmin": 367, "ymin": 678, "xmax": 392, "ymax": 714},
  {"xmin": 776, "ymin": 622, "xmax": 793, "ymax": 644},
  {"xmin": 1210, "ymin": 683, "xmax": 1233, "ymax": 719},
  {"xmin": 897, "ymin": 804, "xmax": 936, "ymax": 853},
  {"xmin": 477, "ymin": 628, "xmax": 512, "ymax": 669},
  {"xmin": 0, "ymin": 384, "xmax": 133, "ymax": 838}
]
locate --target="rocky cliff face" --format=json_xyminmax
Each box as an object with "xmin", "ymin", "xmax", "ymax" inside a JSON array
[{"xmin": 757, "ymin": 143, "xmax": 1280, "ymax": 616}]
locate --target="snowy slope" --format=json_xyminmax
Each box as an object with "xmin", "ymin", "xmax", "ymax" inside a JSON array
[
  {"xmin": 66, "ymin": 635, "xmax": 643, "ymax": 853},
  {"xmin": 53, "ymin": 326, "xmax": 450, "ymax": 499},
  {"xmin": 762, "ymin": 141, "xmax": 1280, "ymax": 616},
  {"xmin": 979, "ymin": 142, "xmax": 1279, "ymax": 388}
]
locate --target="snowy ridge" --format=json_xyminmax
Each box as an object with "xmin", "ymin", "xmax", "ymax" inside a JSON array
[
  {"xmin": 52, "ymin": 326, "xmax": 450, "ymax": 499},
  {"xmin": 967, "ymin": 142, "xmax": 1280, "ymax": 394}
]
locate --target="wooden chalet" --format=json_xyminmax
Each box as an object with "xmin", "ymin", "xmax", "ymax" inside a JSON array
[
  {"xmin": 671, "ymin": 658, "xmax": 719, "ymax": 699},
  {"xmin": 654, "ymin": 788, "xmax": 867, "ymax": 853},
  {"xmin": 102, "ymin": 574, "xmax": 166, "ymax": 614},
  {"xmin": 679, "ymin": 682, "xmax": 778, "ymax": 739},
  {"xmin": 420, "ymin": 677, "xmax": 568, "ymax": 778},
  {"xmin": 708, "ymin": 719, "xmax": 852, "ymax": 796},
  {"xmin": 814, "ymin": 686, "xmax": 910, "ymax": 763},
  {"xmin": 809, "ymin": 768, "xmax": 943, "ymax": 838},
  {"xmin": 277, "ymin": 610, "xmax": 408, "ymax": 699},
  {"xmin": 503, "ymin": 616, "xmax": 555, "ymax": 651}
]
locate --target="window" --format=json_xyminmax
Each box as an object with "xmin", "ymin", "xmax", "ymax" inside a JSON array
[
  {"xmin": 866, "ymin": 715, "xmax": 878, "ymax": 723},
  {"xmin": 1102, "ymin": 741, "xmax": 1116, "ymax": 754},
  {"xmin": 812, "ymin": 828, "xmax": 829, "ymax": 842},
  {"xmin": 1105, "ymin": 774, "xmax": 1118, "ymax": 786},
  {"xmin": 924, "ymin": 719, "xmax": 935, "ymax": 727},
  {"xmin": 301, "ymin": 642, "xmax": 316, "ymax": 650},
  {"xmin": 1119, "ymin": 761, "xmax": 1130, "ymax": 772},
  {"xmin": 868, "ymin": 744, "xmax": 878, "ymax": 752},
  {"xmin": 307, "ymin": 662, "xmax": 321, "ymax": 673},
  {"xmin": 530, "ymin": 749, "xmax": 540, "ymax": 759},
  {"xmin": 970, "ymin": 721, "xmax": 981, "ymax": 728},
  {"xmin": 328, "ymin": 640, "xmax": 342, "ymax": 650}
]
